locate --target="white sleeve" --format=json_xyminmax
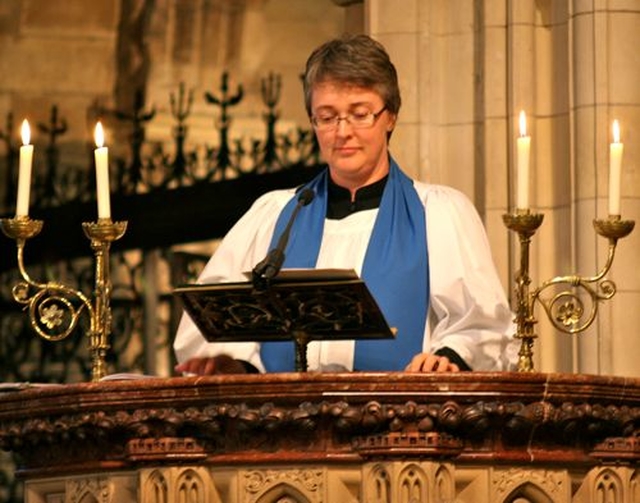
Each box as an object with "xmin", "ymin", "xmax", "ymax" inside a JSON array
[
  {"xmin": 421, "ymin": 184, "xmax": 518, "ymax": 371},
  {"xmin": 173, "ymin": 189, "xmax": 296, "ymax": 371}
]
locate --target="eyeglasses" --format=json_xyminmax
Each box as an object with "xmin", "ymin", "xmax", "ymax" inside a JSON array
[{"xmin": 311, "ymin": 106, "xmax": 387, "ymax": 131}]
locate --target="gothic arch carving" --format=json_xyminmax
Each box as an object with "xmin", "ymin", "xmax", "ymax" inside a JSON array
[
  {"xmin": 68, "ymin": 477, "xmax": 112, "ymax": 503},
  {"xmin": 397, "ymin": 463, "xmax": 428, "ymax": 502},
  {"xmin": 143, "ymin": 469, "xmax": 168, "ymax": 503},
  {"xmin": 504, "ymin": 482, "xmax": 554, "ymax": 503},
  {"xmin": 255, "ymin": 483, "xmax": 310, "ymax": 503},
  {"xmin": 367, "ymin": 464, "xmax": 391, "ymax": 503},
  {"xmin": 175, "ymin": 468, "xmax": 207, "ymax": 503},
  {"xmin": 434, "ymin": 464, "xmax": 454, "ymax": 502},
  {"xmin": 242, "ymin": 468, "xmax": 323, "ymax": 503},
  {"xmin": 493, "ymin": 468, "xmax": 564, "ymax": 503},
  {"xmin": 594, "ymin": 468, "xmax": 623, "ymax": 503}
]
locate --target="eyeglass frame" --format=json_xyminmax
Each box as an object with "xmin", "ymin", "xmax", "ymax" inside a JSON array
[{"xmin": 310, "ymin": 106, "xmax": 388, "ymax": 131}]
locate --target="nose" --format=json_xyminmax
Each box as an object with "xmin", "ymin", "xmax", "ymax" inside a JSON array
[{"xmin": 335, "ymin": 116, "xmax": 353, "ymax": 135}]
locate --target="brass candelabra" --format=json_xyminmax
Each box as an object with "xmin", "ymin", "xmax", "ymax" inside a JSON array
[
  {"xmin": 0, "ymin": 216, "xmax": 127, "ymax": 381},
  {"xmin": 503, "ymin": 210, "xmax": 634, "ymax": 372}
]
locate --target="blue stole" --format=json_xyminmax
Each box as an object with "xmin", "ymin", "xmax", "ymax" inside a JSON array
[{"xmin": 259, "ymin": 159, "xmax": 429, "ymax": 371}]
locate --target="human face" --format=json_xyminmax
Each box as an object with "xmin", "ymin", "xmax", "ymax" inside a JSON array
[{"xmin": 310, "ymin": 81, "xmax": 396, "ymax": 192}]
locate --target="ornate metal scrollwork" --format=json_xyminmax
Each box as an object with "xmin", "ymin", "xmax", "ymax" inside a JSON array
[{"xmin": 504, "ymin": 212, "xmax": 634, "ymax": 371}]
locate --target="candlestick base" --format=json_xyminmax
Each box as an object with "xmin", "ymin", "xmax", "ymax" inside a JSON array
[{"xmin": 514, "ymin": 331, "xmax": 537, "ymax": 373}]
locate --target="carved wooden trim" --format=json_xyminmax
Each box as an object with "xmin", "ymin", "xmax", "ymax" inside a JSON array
[
  {"xmin": 126, "ymin": 437, "xmax": 208, "ymax": 462},
  {"xmin": 0, "ymin": 373, "xmax": 638, "ymax": 475},
  {"xmin": 352, "ymin": 431, "xmax": 463, "ymax": 458},
  {"xmin": 590, "ymin": 436, "xmax": 640, "ymax": 460}
]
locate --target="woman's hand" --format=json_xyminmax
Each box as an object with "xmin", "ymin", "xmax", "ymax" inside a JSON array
[
  {"xmin": 405, "ymin": 353, "xmax": 460, "ymax": 372},
  {"xmin": 174, "ymin": 354, "xmax": 247, "ymax": 375}
]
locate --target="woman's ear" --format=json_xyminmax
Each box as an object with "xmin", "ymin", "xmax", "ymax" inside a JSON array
[{"xmin": 387, "ymin": 114, "xmax": 397, "ymax": 132}]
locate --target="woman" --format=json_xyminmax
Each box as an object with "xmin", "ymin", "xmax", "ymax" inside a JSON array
[{"xmin": 174, "ymin": 34, "xmax": 517, "ymax": 375}]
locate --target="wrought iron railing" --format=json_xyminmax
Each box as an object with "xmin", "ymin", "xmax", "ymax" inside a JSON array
[{"xmin": 1, "ymin": 72, "xmax": 319, "ymax": 213}]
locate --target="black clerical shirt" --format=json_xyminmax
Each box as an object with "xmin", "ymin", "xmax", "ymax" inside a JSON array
[{"xmin": 327, "ymin": 175, "xmax": 388, "ymax": 219}]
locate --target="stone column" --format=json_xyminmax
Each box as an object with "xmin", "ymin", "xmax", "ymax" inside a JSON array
[
  {"xmin": 571, "ymin": 0, "xmax": 640, "ymax": 376},
  {"xmin": 367, "ymin": 0, "xmax": 517, "ymax": 347}
]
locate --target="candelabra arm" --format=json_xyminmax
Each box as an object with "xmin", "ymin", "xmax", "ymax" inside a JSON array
[
  {"xmin": 530, "ymin": 217, "xmax": 634, "ymax": 336},
  {"xmin": 15, "ymin": 238, "xmax": 41, "ymax": 287},
  {"xmin": 2, "ymin": 217, "xmax": 44, "ymax": 287},
  {"xmin": 534, "ymin": 238, "xmax": 616, "ymax": 295},
  {"xmin": 1, "ymin": 217, "xmax": 95, "ymax": 343},
  {"xmin": 532, "ymin": 241, "xmax": 613, "ymax": 307}
]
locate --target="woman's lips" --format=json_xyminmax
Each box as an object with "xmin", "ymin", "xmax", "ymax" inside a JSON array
[{"xmin": 334, "ymin": 146, "xmax": 359, "ymax": 155}]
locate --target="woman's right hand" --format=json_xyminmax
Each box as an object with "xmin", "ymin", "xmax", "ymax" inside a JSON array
[{"xmin": 174, "ymin": 354, "xmax": 248, "ymax": 375}]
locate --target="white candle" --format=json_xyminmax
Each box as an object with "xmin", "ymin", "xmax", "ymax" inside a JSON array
[
  {"xmin": 94, "ymin": 121, "xmax": 111, "ymax": 220},
  {"xmin": 516, "ymin": 110, "xmax": 531, "ymax": 210},
  {"xmin": 16, "ymin": 119, "xmax": 34, "ymax": 217},
  {"xmin": 608, "ymin": 119, "xmax": 623, "ymax": 216}
]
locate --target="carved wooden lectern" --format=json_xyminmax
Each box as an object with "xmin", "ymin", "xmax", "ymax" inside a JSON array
[{"xmin": 0, "ymin": 372, "xmax": 638, "ymax": 502}]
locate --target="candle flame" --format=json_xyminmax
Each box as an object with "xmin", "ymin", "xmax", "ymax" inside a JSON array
[
  {"xmin": 519, "ymin": 110, "xmax": 527, "ymax": 137},
  {"xmin": 94, "ymin": 121, "xmax": 105, "ymax": 148},
  {"xmin": 21, "ymin": 119, "xmax": 31, "ymax": 145},
  {"xmin": 612, "ymin": 120, "xmax": 621, "ymax": 144}
]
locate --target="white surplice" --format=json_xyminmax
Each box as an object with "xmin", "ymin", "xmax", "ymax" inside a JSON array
[{"xmin": 174, "ymin": 180, "xmax": 518, "ymax": 372}]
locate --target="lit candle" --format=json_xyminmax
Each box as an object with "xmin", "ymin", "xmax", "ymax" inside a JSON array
[
  {"xmin": 94, "ymin": 121, "xmax": 111, "ymax": 220},
  {"xmin": 608, "ymin": 119, "xmax": 623, "ymax": 216},
  {"xmin": 16, "ymin": 119, "xmax": 34, "ymax": 217},
  {"xmin": 516, "ymin": 110, "xmax": 531, "ymax": 210}
]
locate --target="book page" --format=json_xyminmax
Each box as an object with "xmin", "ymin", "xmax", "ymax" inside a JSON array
[{"xmin": 243, "ymin": 268, "xmax": 359, "ymax": 282}]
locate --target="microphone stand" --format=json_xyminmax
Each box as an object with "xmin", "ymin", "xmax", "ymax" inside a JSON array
[
  {"xmin": 250, "ymin": 188, "xmax": 315, "ymax": 369},
  {"xmin": 252, "ymin": 188, "xmax": 314, "ymax": 290}
]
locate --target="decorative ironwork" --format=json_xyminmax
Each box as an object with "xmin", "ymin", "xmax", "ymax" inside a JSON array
[
  {"xmin": 110, "ymin": 89, "xmax": 157, "ymax": 191},
  {"xmin": 204, "ymin": 71, "xmax": 244, "ymax": 178},
  {"xmin": 169, "ymin": 81, "xmax": 194, "ymax": 185},
  {"xmin": 37, "ymin": 105, "xmax": 68, "ymax": 205},
  {"xmin": 0, "ymin": 71, "xmax": 319, "ymax": 212},
  {"xmin": 260, "ymin": 72, "xmax": 282, "ymax": 171},
  {"xmin": 0, "ymin": 112, "xmax": 17, "ymax": 210}
]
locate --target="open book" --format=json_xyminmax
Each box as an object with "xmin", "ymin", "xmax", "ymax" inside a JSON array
[{"xmin": 242, "ymin": 268, "xmax": 359, "ymax": 282}]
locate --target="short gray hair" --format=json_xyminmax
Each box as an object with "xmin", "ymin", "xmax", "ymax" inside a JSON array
[{"xmin": 302, "ymin": 34, "xmax": 401, "ymax": 117}]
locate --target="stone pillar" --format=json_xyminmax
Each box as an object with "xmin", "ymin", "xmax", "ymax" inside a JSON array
[{"xmin": 571, "ymin": 1, "xmax": 640, "ymax": 377}]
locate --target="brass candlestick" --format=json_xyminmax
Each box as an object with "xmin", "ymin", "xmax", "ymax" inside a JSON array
[
  {"xmin": 0, "ymin": 216, "xmax": 127, "ymax": 381},
  {"xmin": 503, "ymin": 210, "xmax": 634, "ymax": 372}
]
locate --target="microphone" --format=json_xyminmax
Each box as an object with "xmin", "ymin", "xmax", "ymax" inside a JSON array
[{"xmin": 252, "ymin": 188, "xmax": 315, "ymax": 286}]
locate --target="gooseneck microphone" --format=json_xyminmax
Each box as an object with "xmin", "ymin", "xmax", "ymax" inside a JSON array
[{"xmin": 252, "ymin": 188, "xmax": 315, "ymax": 286}]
